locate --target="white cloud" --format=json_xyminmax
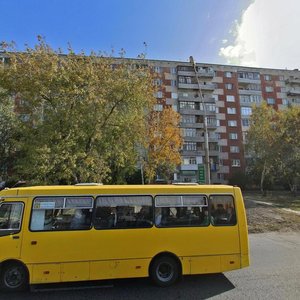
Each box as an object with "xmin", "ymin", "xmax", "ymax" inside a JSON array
[{"xmin": 219, "ymin": 0, "xmax": 300, "ymax": 69}]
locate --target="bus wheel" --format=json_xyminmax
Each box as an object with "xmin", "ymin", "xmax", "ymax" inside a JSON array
[
  {"xmin": 0, "ymin": 262, "xmax": 29, "ymax": 292},
  {"xmin": 150, "ymin": 256, "xmax": 180, "ymax": 287}
]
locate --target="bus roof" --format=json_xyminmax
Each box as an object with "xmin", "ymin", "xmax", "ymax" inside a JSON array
[{"xmin": 0, "ymin": 184, "xmax": 237, "ymax": 198}]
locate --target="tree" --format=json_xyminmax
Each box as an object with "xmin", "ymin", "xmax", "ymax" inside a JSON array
[
  {"xmin": 247, "ymin": 102, "xmax": 300, "ymax": 194},
  {"xmin": 0, "ymin": 91, "xmax": 19, "ymax": 181},
  {"xmin": 0, "ymin": 39, "xmax": 155, "ymax": 184},
  {"xmin": 246, "ymin": 102, "xmax": 278, "ymax": 194},
  {"xmin": 276, "ymin": 106, "xmax": 300, "ymax": 194},
  {"xmin": 143, "ymin": 107, "xmax": 183, "ymax": 183}
]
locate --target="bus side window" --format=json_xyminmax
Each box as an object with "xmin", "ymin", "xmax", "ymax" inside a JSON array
[
  {"xmin": 94, "ymin": 196, "xmax": 153, "ymax": 230},
  {"xmin": 30, "ymin": 197, "xmax": 93, "ymax": 231},
  {"xmin": 210, "ymin": 195, "xmax": 237, "ymax": 226},
  {"xmin": 154, "ymin": 195, "xmax": 209, "ymax": 227}
]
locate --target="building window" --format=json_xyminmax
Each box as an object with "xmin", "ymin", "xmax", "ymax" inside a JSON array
[
  {"xmin": 183, "ymin": 142, "xmax": 197, "ymax": 151},
  {"xmin": 226, "ymin": 95, "xmax": 235, "ymax": 102},
  {"xmin": 180, "ymin": 101, "xmax": 195, "ymax": 110},
  {"xmin": 182, "ymin": 92, "xmax": 189, "ymax": 98},
  {"xmin": 207, "ymin": 117, "xmax": 217, "ymax": 126},
  {"xmin": 154, "ymin": 66, "xmax": 161, "ymax": 73},
  {"xmin": 181, "ymin": 115, "xmax": 195, "ymax": 124},
  {"xmin": 241, "ymin": 107, "xmax": 252, "ymax": 115},
  {"xmin": 19, "ymin": 114, "xmax": 30, "ymax": 122},
  {"xmin": 225, "ymin": 83, "xmax": 233, "ymax": 90},
  {"xmin": 153, "ymin": 79, "xmax": 162, "ymax": 86},
  {"xmin": 186, "ymin": 77, "xmax": 192, "ymax": 84},
  {"xmin": 154, "ymin": 104, "xmax": 163, "ymax": 111},
  {"xmin": 183, "ymin": 157, "xmax": 197, "ymax": 165},
  {"xmin": 229, "ymin": 133, "xmax": 238, "ymax": 140},
  {"xmin": 238, "ymin": 72, "xmax": 260, "ymax": 80},
  {"xmin": 265, "ymin": 86, "xmax": 274, "ymax": 92},
  {"xmin": 227, "ymin": 107, "xmax": 236, "ymax": 114},
  {"xmin": 170, "ymin": 67, "xmax": 177, "ymax": 74},
  {"xmin": 179, "ymin": 76, "xmax": 185, "ymax": 83},
  {"xmin": 230, "ymin": 146, "xmax": 240, "ymax": 153},
  {"xmin": 225, "ymin": 71, "xmax": 232, "ymax": 78},
  {"xmin": 206, "ymin": 104, "xmax": 216, "ymax": 112},
  {"xmin": 171, "ymin": 80, "xmax": 177, "ymax": 87},
  {"xmin": 155, "ymin": 91, "xmax": 163, "ymax": 98},
  {"xmin": 240, "ymin": 95, "xmax": 250, "ymax": 103},
  {"xmin": 171, "ymin": 92, "xmax": 178, "ymax": 99},
  {"xmin": 282, "ymin": 99, "xmax": 289, "ymax": 105},
  {"xmin": 231, "ymin": 159, "xmax": 241, "ymax": 167},
  {"xmin": 264, "ymin": 74, "xmax": 272, "ymax": 81},
  {"xmin": 228, "ymin": 120, "xmax": 237, "ymax": 127},
  {"xmin": 240, "ymin": 95, "xmax": 261, "ymax": 103},
  {"xmin": 182, "ymin": 128, "xmax": 196, "ymax": 137},
  {"xmin": 242, "ymin": 118, "xmax": 250, "ymax": 127},
  {"xmin": 267, "ymin": 98, "xmax": 275, "ymax": 105},
  {"xmin": 279, "ymin": 75, "xmax": 284, "ymax": 81}
]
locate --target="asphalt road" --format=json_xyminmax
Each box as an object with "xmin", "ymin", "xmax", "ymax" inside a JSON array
[{"xmin": 2, "ymin": 232, "xmax": 300, "ymax": 300}]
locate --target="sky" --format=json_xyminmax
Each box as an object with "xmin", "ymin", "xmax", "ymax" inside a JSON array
[{"xmin": 0, "ymin": 0, "xmax": 299, "ymax": 69}]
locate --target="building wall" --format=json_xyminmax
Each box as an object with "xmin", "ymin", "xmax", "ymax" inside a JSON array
[{"xmin": 147, "ymin": 59, "xmax": 300, "ymax": 184}]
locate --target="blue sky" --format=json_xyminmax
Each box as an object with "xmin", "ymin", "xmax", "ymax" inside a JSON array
[{"xmin": 0, "ymin": 0, "xmax": 253, "ymax": 64}]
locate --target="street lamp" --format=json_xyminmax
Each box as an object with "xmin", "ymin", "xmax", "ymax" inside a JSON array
[{"xmin": 189, "ymin": 56, "xmax": 211, "ymax": 184}]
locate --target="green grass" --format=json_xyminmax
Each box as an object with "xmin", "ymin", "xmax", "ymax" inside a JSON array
[{"xmin": 243, "ymin": 191, "xmax": 300, "ymax": 211}]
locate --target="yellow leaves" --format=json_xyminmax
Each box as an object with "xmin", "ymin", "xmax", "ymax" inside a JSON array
[{"xmin": 143, "ymin": 106, "xmax": 183, "ymax": 183}]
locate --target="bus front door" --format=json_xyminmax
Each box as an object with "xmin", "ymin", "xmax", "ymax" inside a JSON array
[{"xmin": 0, "ymin": 201, "xmax": 25, "ymax": 262}]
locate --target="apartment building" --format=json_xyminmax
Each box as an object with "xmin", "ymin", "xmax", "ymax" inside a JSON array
[
  {"xmin": 146, "ymin": 59, "xmax": 300, "ymax": 184},
  {"xmin": 2, "ymin": 53, "xmax": 300, "ymax": 184}
]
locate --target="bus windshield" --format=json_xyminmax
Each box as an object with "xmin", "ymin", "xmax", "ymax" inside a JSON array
[{"xmin": 0, "ymin": 202, "xmax": 23, "ymax": 236}]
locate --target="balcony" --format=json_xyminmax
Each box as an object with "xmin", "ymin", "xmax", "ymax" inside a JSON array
[
  {"xmin": 207, "ymin": 123, "xmax": 218, "ymax": 129},
  {"xmin": 238, "ymin": 78, "xmax": 261, "ymax": 85},
  {"xmin": 179, "ymin": 108, "xmax": 216, "ymax": 116},
  {"xmin": 180, "ymin": 164, "xmax": 198, "ymax": 171},
  {"xmin": 181, "ymin": 150, "xmax": 204, "ymax": 156},
  {"xmin": 183, "ymin": 136, "xmax": 203, "ymax": 142},
  {"xmin": 177, "ymin": 67, "xmax": 214, "ymax": 78},
  {"xmin": 239, "ymin": 89, "xmax": 262, "ymax": 96},
  {"xmin": 183, "ymin": 136, "xmax": 218, "ymax": 143},
  {"xmin": 197, "ymin": 69, "xmax": 215, "ymax": 77},
  {"xmin": 180, "ymin": 122, "xmax": 204, "ymax": 129},
  {"xmin": 287, "ymin": 88, "xmax": 300, "ymax": 96},
  {"xmin": 194, "ymin": 96, "xmax": 216, "ymax": 103},
  {"xmin": 286, "ymin": 77, "xmax": 300, "ymax": 85},
  {"xmin": 180, "ymin": 108, "xmax": 204, "ymax": 115},
  {"xmin": 178, "ymin": 93, "xmax": 216, "ymax": 103},
  {"xmin": 178, "ymin": 82, "xmax": 217, "ymax": 90}
]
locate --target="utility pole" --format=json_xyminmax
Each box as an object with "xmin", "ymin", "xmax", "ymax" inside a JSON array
[{"xmin": 189, "ymin": 56, "xmax": 211, "ymax": 184}]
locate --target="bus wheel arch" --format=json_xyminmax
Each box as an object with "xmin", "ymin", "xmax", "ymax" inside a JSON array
[
  {"xmin": 149, "ymin": 252, "xmax": 182, "ymax": 287},
  {"xmin": 0, "ymin": 260, "xmax": 29, "ymax": 292}
]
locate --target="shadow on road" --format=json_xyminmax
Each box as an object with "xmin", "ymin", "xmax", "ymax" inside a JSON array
[{"xmin": 3, "ymin": 273, "xmax": 235, "ymax": 300}]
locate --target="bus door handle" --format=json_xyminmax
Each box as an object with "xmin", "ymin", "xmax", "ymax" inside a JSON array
[{"xmin": 31, "ymin": 241, "xmax": 38, "ymax": 245}]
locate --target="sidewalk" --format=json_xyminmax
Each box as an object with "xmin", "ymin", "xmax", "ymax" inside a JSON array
[{"xmin": 247, "ymin": 199, "xmax": 300, "ymax": 215}]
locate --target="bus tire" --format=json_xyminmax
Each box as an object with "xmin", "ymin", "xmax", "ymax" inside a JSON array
[
  {"xmin": 0, "ymin": 262, "xmax": 29, "ymax": 292},
  {"xmin": 149, "ymin": 256, "xmax": 180, "ymax": 287}
]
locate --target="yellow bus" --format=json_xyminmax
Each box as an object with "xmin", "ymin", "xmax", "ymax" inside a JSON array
[{"xmin": 0, "ymin": 184, "xmax": 249, "ymax": 291}]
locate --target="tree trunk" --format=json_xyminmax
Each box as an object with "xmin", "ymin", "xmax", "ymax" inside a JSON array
[{"xmin": 260, "ymin": 162, "xmax": 267, "ymax": 196}]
